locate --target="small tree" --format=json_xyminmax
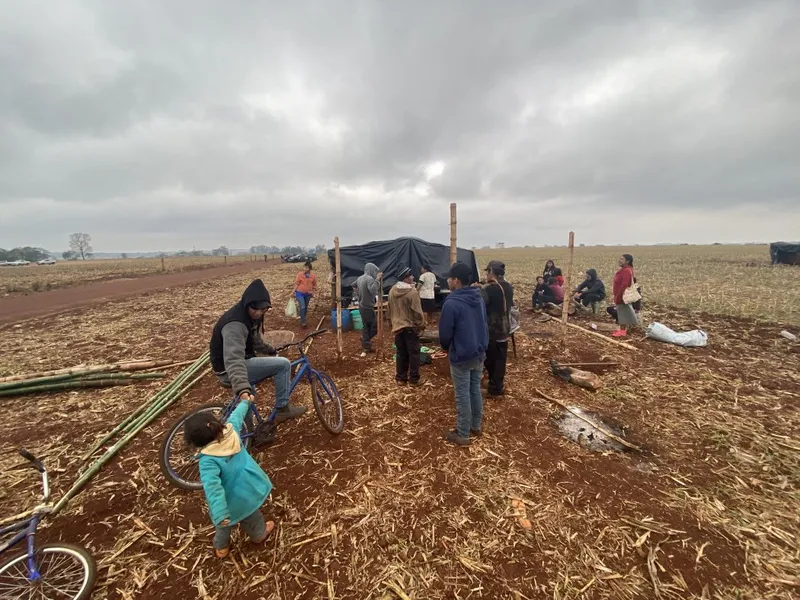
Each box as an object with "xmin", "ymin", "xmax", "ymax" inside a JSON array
[
  {"xmin": 62, "ymin": 251, "xmax": 77, "ymax": 260},
  {"xmin": 212, "ymin": 246, "xmax": 230, "ymax": 256},
  {"xmin": 68, "ymin": 233, "xmax": 93, "ymax": 260},
  {"xmin": 121, "ymin": 253, "xmax": 129, "ymax": 259}
]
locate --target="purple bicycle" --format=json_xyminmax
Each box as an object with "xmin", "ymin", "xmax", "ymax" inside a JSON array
[{"xmin": 0, "ymin": 449, "xmax": 96, "ymax": 599}]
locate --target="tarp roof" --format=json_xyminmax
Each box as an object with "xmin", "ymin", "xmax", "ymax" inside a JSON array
[
  {"xmin": 327, "ymin": 236, "xmax": 480, "ymax": 292},
  {"xmin": 770, "ymin": 241, "xmax": 800, "ymax": 264}
]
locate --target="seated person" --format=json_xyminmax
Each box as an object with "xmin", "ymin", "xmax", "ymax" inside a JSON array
[
  {"xmin": 532, "ymin": 276, "xmax": 550, "ymax": 309},
  {"xmin": 547, "ymin": 277, "xmax": 565, "ymax": 305},
  {"xmin": 573, "ymin": 269, "xmax": 606, "ymax": 307}
]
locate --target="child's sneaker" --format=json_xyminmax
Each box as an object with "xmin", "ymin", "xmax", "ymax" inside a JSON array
[{"xmin": 215, "ymin": 547, "xmax": 230, "ymax": 559}]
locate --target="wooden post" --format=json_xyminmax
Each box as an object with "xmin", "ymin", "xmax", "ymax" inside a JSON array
[
  {"xmin": 224, "ymin": 255, "xmax": 228, "ymax": 266},
  {"xmin": 334, "ymin": 237, "xmax": 343, "ymax": 361},
  {"xmin": 449, "ymin": 203, "xmax": 457, "ymax": 266},
  {"xmin": 376, "ymin": 277, "xmax": 384, "ymax": 359},
  {"xmin": 161, "ymin": 256, "xmax": 165, "ymax": 272},
  {"xmin": 561, "ymin": 231, "xmax": 575, "ymax": 329}
]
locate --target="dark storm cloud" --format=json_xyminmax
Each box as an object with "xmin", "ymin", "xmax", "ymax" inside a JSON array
[{"xmin": 0, "ymin": 0, "xmax": 798, "ymax": 251}]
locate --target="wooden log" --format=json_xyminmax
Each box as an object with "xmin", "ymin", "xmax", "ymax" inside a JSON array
[
  {"xmin": 376, "ymin": 280, "xmax": 384, "ymax": 359},
  {"xmin": 0, "ymin": 360, "xmax": 175, "ymax": 384},
  {"xmin": 541, "ymin": 315, "xmax": 637, "ymax": 351},
  {"xmin": 334, "ymin": 237, "xmax": 343, "ymax": 361},
  {"xmin": 561, "ymin": 231, "xmax": 575, "ymax": 328},
  {"xmin": 534, "ymin": 388, "xmax": 642, "ymax": 452},
  {"xmin": 555, "ymin": 361, "xmax": 620, "ymax": 368},
  {"xmin": 449, "ymin": 203, "xmax": 457, "ymax": 267}
]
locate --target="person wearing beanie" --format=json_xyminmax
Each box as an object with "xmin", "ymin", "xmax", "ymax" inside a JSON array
[
  {"xmin": 387, "ymin": 265, "xmax": 426, "ymax": 385},
  {"xmin": 209, "ymin": 279, "xmax": 306, "ymax": 425},
  {"xmin": 439, "ymin": 262, "xmax": 488, "ymax": 446},
  {"xmin": 478, "ymin": 260, "xmax": 514, "ymax": 397}
]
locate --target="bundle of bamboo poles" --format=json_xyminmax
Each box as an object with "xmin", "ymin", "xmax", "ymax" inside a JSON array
[{"xmin": 51, "ymin": 352, "xmax": 211, "ymax": 515}]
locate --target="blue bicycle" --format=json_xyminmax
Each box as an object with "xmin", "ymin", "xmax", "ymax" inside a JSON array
[
  {"xmin": 0, "ymin": 450, "xmax": 96, "ymax": 599},
  {"xmin": 159, "ymin": 329, "xmax": 343, "ymax": 490}
]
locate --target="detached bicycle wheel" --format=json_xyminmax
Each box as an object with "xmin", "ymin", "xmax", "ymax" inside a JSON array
[
  {"xmin": 0, "ymin": 542, "xmax": 96, "ymax": 600},
  {"xmin": 159, "ymin": 403, "xmax": 251, "ymax": 491},
  {"xmin": 310, "ymin": 371, "xmax": 344, "ymax": 434}
]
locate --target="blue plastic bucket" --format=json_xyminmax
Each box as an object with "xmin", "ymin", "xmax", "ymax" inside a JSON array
[{"xmin": 330, "ymin": 308, "xmax": 352, "ymax": 331}]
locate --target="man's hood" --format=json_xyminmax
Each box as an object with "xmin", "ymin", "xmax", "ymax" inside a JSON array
[
  {"xmin": 241, "ymin": 279, "xmax": 271, "ymax": 308},
  {"xmin": 391, "ymin": 282, "xmax": 414, "ymax": 296},
  {"xmin": 449, "ymin": 286, "xmax": 483, "ymax": 307},
  {"xmin": 586, "ymin": 269, "xmax": 598, "ymax": 281},
  {"xmin": 363, "ymin": 263, "xmax": 379, "ymax": 279}
]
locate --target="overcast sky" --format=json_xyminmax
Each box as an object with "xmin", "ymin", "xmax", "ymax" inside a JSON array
[{"xmin": 1, "ymin": 1, "xmax": 799, "ymax": 253}]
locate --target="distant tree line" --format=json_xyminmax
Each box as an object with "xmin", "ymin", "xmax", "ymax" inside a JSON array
[
  {"xmin": 249, "ymin": 244, "xmax": 326, "ymax": 255},
  {"xmin": 0, "ymin": 247, "xmax": 51, "ymax": 262}
]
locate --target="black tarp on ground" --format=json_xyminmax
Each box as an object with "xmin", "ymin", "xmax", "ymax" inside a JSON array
[
  {"xmin": 770, "ymin": 242, "xmax": 800, "ymax": 265},
  {"xmin": 327, "ymin": 237, "xmax": 480, "ymax": 294}
]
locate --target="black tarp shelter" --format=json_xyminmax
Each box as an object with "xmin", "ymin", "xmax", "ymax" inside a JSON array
[
  {"xmin": 327, "ymin": 237, "xmax": 480, "ymax": 296},
  {"xmin": 770, "ymin": 241, "xmax": 800, "ymax": 265}
]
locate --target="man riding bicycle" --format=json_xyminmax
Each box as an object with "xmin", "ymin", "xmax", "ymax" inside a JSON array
[{"xmin": 209, "ymin": 278, "xmax": 307, "ymax": 423}]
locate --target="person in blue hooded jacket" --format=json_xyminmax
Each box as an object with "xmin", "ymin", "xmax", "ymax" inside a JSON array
[
  {"xmin": 185, "ymin": 397, "xmax": 274, "ymax": 557},
  {"xmin": 438, "ymin": 262, "xmax": 489, "ymax": 446}
]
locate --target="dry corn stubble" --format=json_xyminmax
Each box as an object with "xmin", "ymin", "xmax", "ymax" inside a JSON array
[{"xmin": 0, "ymin": 258, "xmax": 797, "ymax": 599}]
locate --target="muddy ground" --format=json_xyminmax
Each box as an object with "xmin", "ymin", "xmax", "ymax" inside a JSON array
[{"xmin": 0, "ymin": 263, "xmax": 797, "ymax": 599}]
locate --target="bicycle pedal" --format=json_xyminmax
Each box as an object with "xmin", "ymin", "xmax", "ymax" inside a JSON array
[{"xmin": 253, "ymin": 422, "xmax": 278, "ymax": 447}]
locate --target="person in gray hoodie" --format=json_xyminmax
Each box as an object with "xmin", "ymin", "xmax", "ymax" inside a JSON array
[
  {"xmin": 356, "ymin": 262, "xmax": 383, "ymax": 353},
  {"xmin": 209, "ymin": 279, "xmax": 306, "ymax": 424}
]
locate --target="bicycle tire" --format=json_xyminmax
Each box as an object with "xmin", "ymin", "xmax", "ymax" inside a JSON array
[
  {"xmin": 0, "ymin": 542, "xmax": 96, "ymax": 600},
  {"xmin": 310, "ymin": 371, "xmax": 344, "ymax": 434},
  {"xmin": 159, "ymin": 403, "xmax": 251, "ymax": 491}
]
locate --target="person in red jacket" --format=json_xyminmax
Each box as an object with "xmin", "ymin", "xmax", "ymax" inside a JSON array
[{"xmin": 611, "ymin": 254, "xmax": 639, "ymax": 337}]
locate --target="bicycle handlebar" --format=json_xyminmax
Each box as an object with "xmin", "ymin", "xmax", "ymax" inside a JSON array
[
  {"xmin": 18, "ymin": 448, "xmax": 50, "ymax": 504},
  {"xmin": 18, "ymin": 449, "xmax": 45, "ymax": 474},
  {"xmin": 274, "ymin": 329, "xmax": 327, "ymax": 353}
]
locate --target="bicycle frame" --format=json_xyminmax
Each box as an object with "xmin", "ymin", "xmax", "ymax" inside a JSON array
[{"xmin": 0, "ymin": 517, "xmax": 41, "ymax": 581}]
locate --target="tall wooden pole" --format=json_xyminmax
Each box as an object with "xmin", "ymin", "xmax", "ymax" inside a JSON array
[
  {"xmin": 334, "ymin": 237, "xmax": 343, "ymax": 361},
  {"xmin": 449, "ymin": 203, "xmax": 457, "ymax": 266},
  {"xmin": 376, "ymin": 274, "xmax": 384, "ymax": 359},
  {"xmin": 561, "ymin": 231, "xmax": 575, "ymax": 329}
]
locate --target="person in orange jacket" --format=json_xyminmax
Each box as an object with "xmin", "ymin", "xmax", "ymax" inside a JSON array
[{"xmin": 294, "ymin": 261, "xmax": 317, "ymax": 327}]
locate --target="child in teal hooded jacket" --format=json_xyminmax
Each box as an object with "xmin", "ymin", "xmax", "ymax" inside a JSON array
[{"xmin": 185, "ymin": 397, "xmax": 274, "ymax": 557}]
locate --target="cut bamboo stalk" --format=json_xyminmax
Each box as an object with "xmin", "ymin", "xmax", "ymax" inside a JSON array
[
  {"xmin": 561, "ymin": 231, "xmax": 575, "ymax": 329},
  {"xmin": 55, "ymin": 366, "xmax": 210, "ymax": 515},
  {"xmin": 534, "ymin": 388, "xmax": 641, "ymax": 452},
  {"xmin": 0, "ymin": 376, "xmax": 166, "ymax": 398},
  {"xmin": 541, "ymin": 315, "xmax": 637, "ymax": 351},
  {"xmin": 0, "ymin": 359, "xmax": 175, "ymax": 384},
  {"xmin": 334, "ymin": 237, "xmax": 343, "ymax": 361},
  {"xmin": 376, "ymin": 280, "xmax": 384, "ymax": 360}
]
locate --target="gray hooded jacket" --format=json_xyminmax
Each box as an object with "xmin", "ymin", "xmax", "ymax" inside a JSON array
[{"xmin": 356, "ymin": 263, "xmax": 381, "ymax": 309}]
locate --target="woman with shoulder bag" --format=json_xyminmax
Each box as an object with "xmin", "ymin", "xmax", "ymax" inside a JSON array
[{"xmin": 611, "ymin": 254, "xmax": 640, "ymax": 338}]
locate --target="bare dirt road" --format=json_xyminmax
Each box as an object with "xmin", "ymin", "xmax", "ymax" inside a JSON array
[{"xmin": 0, "ymin": 260, "xmax": 279, "ymax": 326}]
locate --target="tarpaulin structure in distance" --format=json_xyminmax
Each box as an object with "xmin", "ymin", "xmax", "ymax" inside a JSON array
[
  {"xmin": 770, "ymin": 241, "xmax": 800, "ymax": 265},
  {"xmin": 327, "ymin": 236, "xmax": 480, "ymax": 295}
]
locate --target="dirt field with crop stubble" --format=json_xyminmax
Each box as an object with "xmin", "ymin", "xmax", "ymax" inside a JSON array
[
  {"xmin": 0, "ymin": 259, "xmax": 798, "ymax": 599},
  {"xmin": 0, "ymin": 254, "xmax": 270, "ymax": 295},
  {"xmin": 476, "ymin": 244, "xmax": 800, "ymax": 325}
]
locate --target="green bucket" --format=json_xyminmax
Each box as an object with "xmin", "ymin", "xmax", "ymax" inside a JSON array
[{"xmin": 350, "ymin": 308, "xmax": 364, "ymax": 331}]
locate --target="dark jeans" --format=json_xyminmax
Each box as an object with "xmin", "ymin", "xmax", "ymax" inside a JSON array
[
  {"xmin": 532, "ymin": 294, "xmax": 547, "ymax": 309},
  {"xmin": 295, "ymin": 292, "xmax": 312, "ymax": 324},
  {"xmin": 484, "ymin": 340, "xmax": 508, "ymax": 395},
  {"xmin": 579, "ymin": 292, "xmax": 604, "ymax": 306},
  {"xmin": 394, "ymin": 328, "xmax": 421, "ymax": 383},
  {"xmin": 359, "ymin": 307, "xmax": 377, "ymax": 350}
]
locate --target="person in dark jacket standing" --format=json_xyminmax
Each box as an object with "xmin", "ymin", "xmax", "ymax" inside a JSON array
[
  {"xmin": 439, "ymin": 262, "xmax": 489, "ymax": 446},
  {"xmin": 572, "ymin": 268, "xmax": 606, "ymax": 308},
  {"xmin": 479, "ymin": 260, "xmax": 513, "ymax": 398},
  {"xmin": 209, "ymin": 279, "xmax": 306, "ymax": 423},
  {"xmin": 388, "ymin": 266, "xmax": 426, "ymax": 385},
  {"xmin": 356, "ymin": 263, "xmax": 383, "ymax": 355}
]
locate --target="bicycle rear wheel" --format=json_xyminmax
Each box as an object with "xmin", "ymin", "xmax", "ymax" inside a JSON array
[
  {"xmin": 310, "ymin": 371, "xmax": 344, "ymax": 434},
  {"xmin": 0, "ymin": 542, "xmax": 96, "ymax": 600},
  {"xmin": 159, "ymin": 403, "xmax": 251, "ymax": 491}
]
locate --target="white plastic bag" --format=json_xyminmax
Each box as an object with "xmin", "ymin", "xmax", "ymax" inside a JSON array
[
  {"xmin": 646, "ymin": 322, "xmax": 708, "ymax": 347},
  {"xmin": 285, "ymin": 297, "xmax": 298, "ymax": 319}
]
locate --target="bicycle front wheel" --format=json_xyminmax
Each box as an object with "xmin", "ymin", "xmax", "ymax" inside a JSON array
[
  {"xmin": 310, "ymin": 371, "xmax": 344, "ymax": 434},
  {"xmin": 0, "ymin": 542, "xmax": 96, "ymax": 600},
  {"xmin": 159, "ymin": 403, "xmax": 251, "ymax": 491}
]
